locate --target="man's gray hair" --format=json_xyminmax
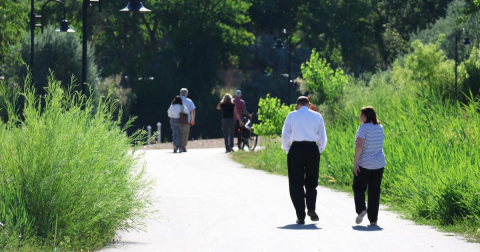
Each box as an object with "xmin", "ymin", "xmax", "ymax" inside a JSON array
[{"xmin": 180, "ymin": 88, "xmax": 188, "ymax": 96}]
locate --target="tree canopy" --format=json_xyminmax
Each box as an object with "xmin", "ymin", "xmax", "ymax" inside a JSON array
[{"xmin": 2, "ymin": 0, "xmax": 477, "ymax": 139}]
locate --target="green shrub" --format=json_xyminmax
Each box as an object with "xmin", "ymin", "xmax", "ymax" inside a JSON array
[
  {"xmin": 299, "ymin": 49, "xmax": 348, "ymax": 107},
  {"xmin": 0, "ymin": 74, "xmax": 154, "ymax": 251},
  {"xmin": 254, "ymin": 94, "xmax": 294, "ymax": 137}
]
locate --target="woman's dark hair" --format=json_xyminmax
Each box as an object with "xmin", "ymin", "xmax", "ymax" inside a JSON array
[
  {"xmin": 361, "ymin": 106, "xmax": 381, "ymax": 125},
  {"xmin": 172, "ymin": 95, "xmax": 183, "ymax": 105}
]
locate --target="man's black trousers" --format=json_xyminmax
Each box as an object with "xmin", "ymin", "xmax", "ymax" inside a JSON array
[{"xmin": 287, "ymin": 141, "xmax": 320, "ymax": 221}]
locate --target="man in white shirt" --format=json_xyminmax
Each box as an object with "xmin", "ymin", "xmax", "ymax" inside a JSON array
[
  {"xmin": 281, "ymin": 96, "xmax": 327, "ymax": 225},
  {"xmin": 180, "ymin": 88, "xmax": 196, "ymax": 152}
]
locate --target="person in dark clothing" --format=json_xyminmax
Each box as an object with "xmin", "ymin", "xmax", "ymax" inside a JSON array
[{"xmin": 216, "ymin": 94, "xmax": 243, "ymax": 153}]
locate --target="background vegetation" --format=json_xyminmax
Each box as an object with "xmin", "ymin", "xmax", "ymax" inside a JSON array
[
  {"xmin": 0, "ymin": 75, "xmax": 154, "ymax": 251},
  {"xmin": 3, "ymin": 0, "xmax": 480, "ymax": 140},
  {"xmin": 234, "ymin": 34, "xmax": 480, "ymax": 241},
  {"xmin": 1, "ymin": 0, "xmax": 480, "ymax": 248}
]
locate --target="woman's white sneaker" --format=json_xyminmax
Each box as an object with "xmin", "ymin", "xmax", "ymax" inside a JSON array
[{"xmin": 355, "ymin": 210, "xmax": 367, "ymax": 224}]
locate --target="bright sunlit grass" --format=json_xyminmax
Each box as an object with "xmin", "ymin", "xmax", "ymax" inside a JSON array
[
  {"xmin": 235, "ymin": 72, "xmax": 480, "ymax": 241},
  {"xmin": 0, "ymin": 74, "xmax": 155, "ymax": 251}
]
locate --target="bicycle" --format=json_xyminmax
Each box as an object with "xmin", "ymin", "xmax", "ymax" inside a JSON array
[{"xmin": 237, "ymin": 113, "xmax": 258, "ymax": 151}]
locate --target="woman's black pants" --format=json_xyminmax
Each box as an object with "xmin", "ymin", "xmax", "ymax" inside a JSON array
[
  {"xmin": 287, "ymin": 141, "xmax": 320, "ymax": 221},
  {"xmin": 221, "ymin": 118, "xmax": 235, "ymax": 151},
  {"xmin": 352, "ymin": 167, "xmax": 384, "ymax": 223}
]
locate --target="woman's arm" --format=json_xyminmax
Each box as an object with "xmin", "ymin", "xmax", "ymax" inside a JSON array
[
  {"xmin": 353, "ymin": 137, "xmax": 365, "ymax": 176},
  {"xmin": 216, "ymin": 99, "xmax": 224, "ymax": 110},
  {"xmin": 167, "ymin": 105, "xmax": 173, "ymax": 118}
]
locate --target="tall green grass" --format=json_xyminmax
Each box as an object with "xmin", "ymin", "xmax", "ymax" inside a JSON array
[
  {"xmin": 235, "ymin": 70, "xmax": 480, "ymax": 240},
  {"xmin": 325, "ymin": 73, "xmax": 480, "ymax": 232},
  {"xmin": 0, "ymin": 74, "xmax": 154, "ymax": 251}
]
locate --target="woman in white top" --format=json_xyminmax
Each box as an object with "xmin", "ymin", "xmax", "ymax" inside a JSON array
[
  {"xmin": 352, "ymin": 106, "xmax": 386, "ymax": 226},
  {"xmin": 168, "ymin": 96, "xmax": 187, "ymax": 153}
]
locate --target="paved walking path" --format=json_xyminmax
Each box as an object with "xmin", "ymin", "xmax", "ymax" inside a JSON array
[{"xmin": 100, "ymin": 148, "xmax": 480, "ymax": 252}]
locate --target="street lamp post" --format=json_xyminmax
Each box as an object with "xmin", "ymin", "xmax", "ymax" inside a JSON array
[
  {"xmin": 30, "ymin": 0, "xmax": 74, "ymax": 78},
  {"xmin": 454, "ymin": 28, "xmax": 471, "ymax": 101},
  {"xmin": 81, "ymin": 0, "xmax": 102, "ymax": 96},
  {"xmin": 274, "ymin": 29, "xmax": 292, "ymax": 104},
  {"xmin": 120, "ymin": 0, "xmax": 151, "ymax": 11},
  {"xmin": 81, "ymin": 0, "xmax": 150, "ymax": 96},
  {"xmin": 80, "ymin": 0, "xmax": 151, "ymax": 96},
  {"xmin": 31, "ymin": 0, "xmax": 151, "ymax": 96}
]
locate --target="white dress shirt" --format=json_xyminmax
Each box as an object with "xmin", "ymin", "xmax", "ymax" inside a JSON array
[
  {"xmin": 281, "ymin": 106, "xmax": 327, "ymax": 153},
  {"xmin": 181, "ymin": 96, "xmax": 196, "ymax": 122}
]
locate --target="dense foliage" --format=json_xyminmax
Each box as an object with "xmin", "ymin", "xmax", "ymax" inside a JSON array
[
  {"xmin": 0, "ymin": 75, "xmax": 154, "ymax": 251},
  {"xmin": 245, "ymin": 36, "xmax": 480, "ymax": 240},
  {"xmin": 3, "ymin": 0, "xmax": 477, "ymax": 140},
  {"xmin": 254, "ymin": 94, "xmax": 294, "ymax": 137},
  {"xmin": 4, "ymin": 26, "xmax": 99, "ymax": 92},
  {"xmin": 1, "ymin": 0, "xmax": 480, "ymax": 248},
  {"xmin": 0, "ymin": 0, "xmax": 28, "ymax": 71}
]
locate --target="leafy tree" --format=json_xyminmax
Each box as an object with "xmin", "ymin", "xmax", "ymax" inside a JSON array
[
  {"xmin": 461, "ymin": 46, "xmax": 480, "ymax": 98},
  {"xmin": 84, "ymin": 0, "xmax": 256, "ymax": 139},
  {"xmin": 299, "ymin": 50, "xmax": 348, "ymax": 106},
  {"xmin": 238, "ymin": 34, "xmax": 312, "ymax": 106},
  {"xmin": 411, "ymin": 0, "xmax": 472, "ymax": 60},
  {"xmin": 0, "ymin": 0, "xmax": 28, "ymax": 73},
  {"xmin": 6, "ymin": 26, "xmax": 99, "ymax": 93},
  {"xmin": 254, "ymin": 94, "xmax": 294, "ymax": 137},
  {"xmin": 394, "ymin": 37, "xmax": 460, "ymax": 99}
]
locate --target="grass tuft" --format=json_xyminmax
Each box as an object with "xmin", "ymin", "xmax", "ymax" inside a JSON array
[{"xmin": 0, "ymin": 73, "xmax": 155, "ymax": 251}]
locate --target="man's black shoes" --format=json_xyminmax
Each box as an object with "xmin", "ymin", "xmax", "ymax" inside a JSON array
[
  {"xmin": 296, "ymin": 219, "xmax": 305, "ymax": 225},
  {"xmin": 307, "ymin": 211, "xmax": 319, "ymax": 221}
]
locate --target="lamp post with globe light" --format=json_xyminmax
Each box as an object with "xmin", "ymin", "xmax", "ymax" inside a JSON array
[
  {"xmin": 30, "ymin": 0, "xmax": 75, "ymax": 79},
  {"xmin": 274, "ymin": 29, "xmax": 292, "ymax": 104}
]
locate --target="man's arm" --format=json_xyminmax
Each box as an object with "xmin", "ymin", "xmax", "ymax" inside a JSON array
[
  {"xmin": 234, "ymin": 107, "xmax": 243, "ymax": 127},
  {"xmin": 317, "ymin": 115, "xmax": 327, "ymax": 153},
  {"xmin": 190, "ymin": 109, "xmax": 196, "ymax": 126},
  {"xmin": 281, "ymin": 114, "xmax": 292, "ymax": 154}
]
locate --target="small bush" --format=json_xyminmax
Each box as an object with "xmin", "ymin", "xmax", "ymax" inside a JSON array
[
  {"xmin": 0, "ymin": 74, "xmax": 154, "ymax": 251},
  {"xmin": 254, "ymin": 94, "xmax": 294, "ymax": 137}
]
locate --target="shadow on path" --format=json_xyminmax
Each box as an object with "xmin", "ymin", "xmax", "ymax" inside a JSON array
[
  {"xmin": 352, "ymin": 225, "xmax": 383, "ymax": 231},
  {"xmin": 278, "ymin": 224, "xmax": 321, "ymax": 230}
]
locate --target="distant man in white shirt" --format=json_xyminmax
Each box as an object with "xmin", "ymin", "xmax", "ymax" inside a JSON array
[
  {"xmin": 281, "ymin": 96, "xmax": 327, "ymax": 225},
  {"xmin": 180, "ymin": 88, "xmax": 196, "ymax": 152}
]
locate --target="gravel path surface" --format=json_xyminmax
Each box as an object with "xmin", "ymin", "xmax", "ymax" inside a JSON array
[
  {"xmin": 141, "ymin": 137, "xmax": 263, "ymax": 150},
  {"xmin": 100, "ymin": 148, "xmax": 480, "ymax": 252},
  {"xmin": 142, "ymin": 138, "xmax": 227, "ymax": 150}
]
